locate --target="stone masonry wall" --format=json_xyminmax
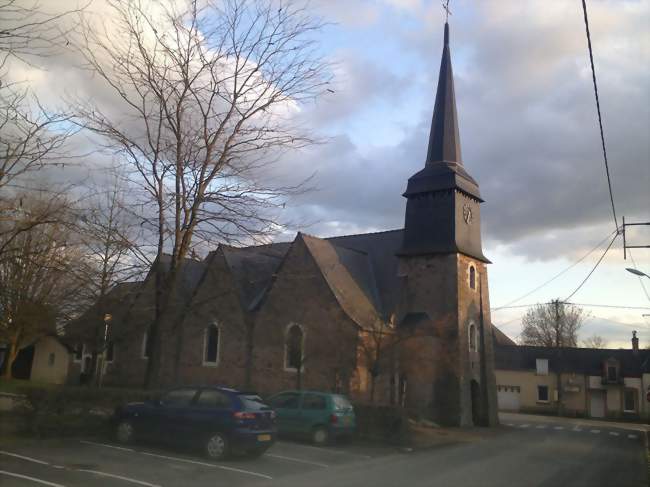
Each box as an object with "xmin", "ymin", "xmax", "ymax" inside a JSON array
[{"xmin": 252, "ymin": 236, "xmax": 359, "ymax": 397}]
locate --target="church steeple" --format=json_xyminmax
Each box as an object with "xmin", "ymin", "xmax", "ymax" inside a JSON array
[
  {"xmin": 426, "ymin": 23, "xmax": 462, "ymax": 165},
  {"xmin": 399, "ymin": 20, "xmax": 488, "ymax": 262}
]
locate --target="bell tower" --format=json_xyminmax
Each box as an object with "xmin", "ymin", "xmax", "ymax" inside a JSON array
[{"xmin": 397, "ymin": 22, "xmax": 498, "ymax": 427}]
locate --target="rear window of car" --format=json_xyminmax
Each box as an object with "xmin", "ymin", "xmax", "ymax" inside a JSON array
[
  {"xmin": 269, "ymin": 393, "xmax": 300, "ymax": 409},
  {"xmin": 238, "ymin": 394, "xmax": 269, "ymax": 410},
  {"xmin": 332, "ymin": 395, "xmax": 353, "ymax": 410},
  {"xmin": 196, "ymin": 389, "xmax": 232, "ymax": 409},
  {"xmin": 302, "ymin": 393, "xmax": 327, "ymax": 410}
]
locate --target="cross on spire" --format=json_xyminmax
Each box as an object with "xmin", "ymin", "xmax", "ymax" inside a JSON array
[{"xmin": 442, "ymin": 0, "xmax": 452, "ymax": 22}]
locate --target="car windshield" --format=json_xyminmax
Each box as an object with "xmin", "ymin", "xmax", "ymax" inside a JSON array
[
  {"xmin": 332, "ymin": 395, "xmax": 353, "ymax": 411},
  {"xmin": 238, "ymin": 394, "xmax": 269, "ymax": 410}
]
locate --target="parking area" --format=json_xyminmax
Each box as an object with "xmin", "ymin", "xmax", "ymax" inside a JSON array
[{"xmin": 0, "ymin": 437, "xmax": 399, "ymax": 487}]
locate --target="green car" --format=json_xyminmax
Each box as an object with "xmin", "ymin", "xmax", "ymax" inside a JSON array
[{"xmin": 267, "ymin": 390, "xmax": 356, "ymax": 445}]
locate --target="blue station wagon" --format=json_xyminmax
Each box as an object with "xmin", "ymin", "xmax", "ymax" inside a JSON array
[{"xmin": 112, "ymin": 386, "xmax": 276, "ymax": 460}]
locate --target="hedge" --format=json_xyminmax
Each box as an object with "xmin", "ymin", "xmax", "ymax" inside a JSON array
[{"xmin": 5, "ymin": 383, "xmax": 158, "ymax": 437}]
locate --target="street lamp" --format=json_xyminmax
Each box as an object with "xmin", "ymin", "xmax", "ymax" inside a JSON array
[
  {"xmin": 96, "ymin": 313, "xmax": 112, "ymax": 387},
  {"xmin": 626, "ymin": 268, "xmax": 650, "ymax": 279}
]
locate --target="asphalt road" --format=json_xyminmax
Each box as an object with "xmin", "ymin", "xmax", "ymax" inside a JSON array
[{"xmin": 0, "ymin": 414, "xmax": 647, "ymax": 487}]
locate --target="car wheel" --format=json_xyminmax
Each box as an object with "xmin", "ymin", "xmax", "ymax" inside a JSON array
[
  {"xmin": 205, "ymin": 432, "xmax": 229, "ymax": 461},
  {"xmin": 115, "ymin": 420, "xmax": 135, "ymax": 444},
  {"xmin": 312, "ymin": 426, "xmax": 329, "ymax": 446}
]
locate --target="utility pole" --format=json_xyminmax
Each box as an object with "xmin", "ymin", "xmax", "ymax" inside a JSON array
[
  {"xmin": 622, "ymin": 217, "xmax": 650, "ymax": 259},
  {"xmin": 554, "ymin": 300, "xmax": 563, "ymax": 416}
]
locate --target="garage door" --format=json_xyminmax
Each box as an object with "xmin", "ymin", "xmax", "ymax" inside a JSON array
[
  {"xmin": 497, "ymin": 385, "xmax": 520, "ymax": 412},
  {"xmin": 590, "ymin": 390, "xmax": 606, "ymax": 418}
]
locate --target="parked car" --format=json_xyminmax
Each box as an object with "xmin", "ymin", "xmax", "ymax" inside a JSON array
[
  {"xmin": 112, "ymin": 386, "xmax": 276, "ymax": 460},
  {"xmin": 267, "ymin": 390, "xmax": 356, "ymax": 445}
]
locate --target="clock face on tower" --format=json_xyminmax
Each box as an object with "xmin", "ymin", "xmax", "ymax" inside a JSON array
[{"xmin": 462, "ymin": 204, "xmax": 473, "ymax": 225}]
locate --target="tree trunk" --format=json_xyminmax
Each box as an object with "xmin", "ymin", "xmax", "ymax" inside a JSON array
[
  {"xmin": 144, "ymin": 266, "xmax": 175, "ymax": 389},
  {"xmin": 244, "ymin": 316, "xmax": 255, "ymax": 390},
  {"xmin": 369, "ymin": 374, "xmax": 376, "ymax": 403},
  {"xmin": 2, "ymin": 342, "xmax": 18, "ymax": 380}
]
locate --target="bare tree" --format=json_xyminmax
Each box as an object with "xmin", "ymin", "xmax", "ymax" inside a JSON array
[
  {"xmin": 0, "ymin": 195, "xmax": 87, "ymax": 379},
  {"xmin": 520, "ymin": 300, "xmax": 587, "ymax": 415},
  {"xmin": 0, "ymin": 0, "xmax": 83, "ymax": 70},
  {"xmin": 73, "ymin": 0, "xmax": 330, "ymax": 387},
  {"xmin": 582, "ymin": 335, "xmax": 608, "ymax": 349},
  {"xmin": 357, "ymin": 318, "xmax": 400, "ymax": 403},
  {"xmin": 0, "ymin": 1, "xmax": 83, "ymax": 260},
  {"xmin": 519, "ymin": 301, "xmax": 586, "ymax": 348},
  {"xmin": 70, "ymin": 175, "xmax": 150, "ymax": 384}
]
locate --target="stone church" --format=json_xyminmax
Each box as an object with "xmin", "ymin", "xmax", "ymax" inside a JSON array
[{"xmin": 67, "ymin": 23, "xmax": 499, "ymax": 427}]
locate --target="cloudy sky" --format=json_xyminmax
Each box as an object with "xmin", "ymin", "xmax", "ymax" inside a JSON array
[{"xmin": 8, "ymin": 0, "xmax": 650, "ymax": 347}]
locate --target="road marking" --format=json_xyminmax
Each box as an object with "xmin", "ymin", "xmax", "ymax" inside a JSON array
[
  {"xmin": 572, "ymin": 427, "xmax": 582, "ymax": 432},
  {"xmin": 0, "ymin": 470, "xmax": 66, "ymax": 487},
  {"xmin": 265, "ymin": 453, "xmax": 329, "ymax": 468},
  {"xmin": 628, "ymin": 434, "xmax": 638, "ymax": 439},
  {"xmin": 609, "ymin": 432, "xmax": 619, "ymax": 436},
  {"xmin": 0, "ymin": 450, "xmax": 50, "ymax": 465},
  {"xmin": 80, "ymin": 440, "xmax": 273, "ymax": 480},
  {"xmin": 590, "ymin": 430, "xmax": 600, "ymax": 434},
  {"xmin": 80, "ymin": 440, "xmax": 134, "ymax": 452},
  {"xmin": 505, "ymin": 423, "xmax": 514, "ymax": 427},
  {"xmin": 535, "ymin": 425, "xmax": 547, "ymax": 429},
  {"xmin": 140, "ymin": 451, "xmax": 273, "ymax": 480},
  {"xmin": 277, "ymin": 441, "xmax": 372, "ymax": 459},
  {"xmin": 553, "ymin": 426, "xmax": 564, "ymax": 430},
  {"xmin": 77, "ymin": 469, "xmax": 162, "ymax": 487},
  {"xmin": 518, "ymin": 424, "xmax": 530, "ymax": 428}
]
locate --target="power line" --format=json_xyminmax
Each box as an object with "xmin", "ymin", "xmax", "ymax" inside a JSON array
[
  {"xmin": 581, "ymin": 0, "xmax": 619, "ymax": 233},
  {"xmin": 492, "ymin": 230, "xmax": 617, "ymax": 311},
  {"xmin": 569, "ymin": 303, "xmax": 650, "ymax": 311},
  {"xmin": 563, "ymin": 232, "xmax": 618, "ymax": 301},
  {"xmin": 492, "ymin": 301, "xmax": 650, "ymax": 311},
  {"xmin": 583, "ymin": 315, "xmax": 645, "ymax": 330}
]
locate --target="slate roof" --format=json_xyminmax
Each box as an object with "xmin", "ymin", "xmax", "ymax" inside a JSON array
[
  {"xmin": 492, "ymin": 326, "xmax": 516, "ymax": 346},
  {"xmin": 220, "ymin": 242, "xmax": 291, "ymax": 310},
  {"xmin": 63, "ymin": 281, "xmax": 143, "ymax": 342},
  {"xmin": 327, "ymin": 229, "xmax": 404, "ymax": 319},
  {"xmin": 301, "ymin": 234, "xmax": 380, "ymax": 328},
  {"xmin": 495, "ymin": 344, "xmax": 650, "ymax": 378},
  {"xmin": 216, "ymin": 229, "xmax": 405, "ymax": 322},
  {"xmin": 157, "ymin": 255, "xmax": 207, "ymax": 301}
]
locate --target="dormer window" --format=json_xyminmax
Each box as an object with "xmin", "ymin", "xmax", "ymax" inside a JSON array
[
  {"xmin": 607, "ymin": 365, "xmax": 618, "ymax": 382},
  {"xmin": 604, "ymin": 358, "xmax": 619, "ymax": 383},
  {"xmin": 536, "ymin": 358, "xmax": 549, "ymax": 375}
]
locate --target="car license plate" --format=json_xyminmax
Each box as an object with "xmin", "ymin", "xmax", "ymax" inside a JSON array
[{"xmin": 257, "ymin": 434, "xmax": 271, "ymax": 442}]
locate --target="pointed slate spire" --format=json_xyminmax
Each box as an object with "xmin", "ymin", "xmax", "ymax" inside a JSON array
[
  {"xmin": 426, "ymin": 22, "xmax": 462, "ymax": 165},
  {"xmin": 399, "ymin": 20, "xmax": 487, "ymax": 262}
]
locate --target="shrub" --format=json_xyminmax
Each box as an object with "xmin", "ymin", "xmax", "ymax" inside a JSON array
[
  {"xmin": 12, "ymin": 385, "xmax": 157, "ymax": 437},
  {"xmin": 353, "ymin": 403, "xmax": 410, "ymax": 445}
]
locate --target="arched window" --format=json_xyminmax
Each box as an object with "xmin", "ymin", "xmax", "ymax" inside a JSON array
[
  {"xmin": 469, "ymin": 265, "xmax": 476, "ymax": 290},
  {"xmin": 285, "ymin": 324, "xmax": 304, "ymax": 371},
  {"xmin": 203, "ymin": 324, "xmax": 220, "ymax": 365},
  {"xmin": 469, "ymin": 323, "xmax": 477, "ymax": 351},
  {"xmin": 142, "ymin": 326, "xmax": 152, "ymax": 359}
]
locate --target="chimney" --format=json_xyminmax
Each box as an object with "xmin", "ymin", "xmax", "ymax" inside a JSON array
[{"xmin": 632, "ymin": 331, "xmax": 639, "ymax": 354}]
